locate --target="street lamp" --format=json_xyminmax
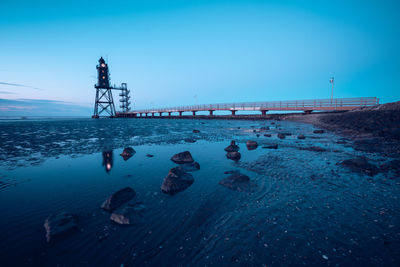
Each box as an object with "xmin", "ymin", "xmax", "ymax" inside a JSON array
[{"xmin": 329, "ymin": 77, "xmax": 334, "ymax": 103}]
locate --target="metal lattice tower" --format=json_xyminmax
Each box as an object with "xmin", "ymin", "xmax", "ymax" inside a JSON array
[
  {"xmin": 93, "ymin": 57, "xmax": 116, "ymax": 118},
  {"xmin": 119, "ymin": 83, "xmax": 131, "ymax": 113}
]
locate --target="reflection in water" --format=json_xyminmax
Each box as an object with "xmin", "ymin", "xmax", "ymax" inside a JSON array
[
  {"xmin": 120, "ymin": 147, "xmax": 136, "ymax": 161},
  {"xmin": 102, "ymin": 150, "xmax": 113, "ymax": 173}
]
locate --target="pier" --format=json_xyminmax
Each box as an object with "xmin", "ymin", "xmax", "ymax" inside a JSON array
[{"xmin": 116, "ymin": 97, "xmax": 379, "ymax": 118}]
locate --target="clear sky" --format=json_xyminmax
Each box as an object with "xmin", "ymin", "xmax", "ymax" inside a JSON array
[{"xmin": 0, "ymin": 0, "xmax": 399, "ymax": 116}]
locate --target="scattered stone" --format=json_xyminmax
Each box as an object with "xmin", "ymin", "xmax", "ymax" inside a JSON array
[
  {"xmin": 246, "ymin": 140, "xmax": 258, "ymax": 150},
  {"xmin": 110, "ymin": 201, "xmax": 146, "ymax": 225},
  {"xmin": 101, "ymin": 187, "xmax": 136, "ymax": 212},
  {"xmin": 219, "ymin": 172, "xmax": 251, "ymax": 191},
  {"xmin": 262, "ymin": 144, "xmax": 278, "ymax": 149},
  {"xmin": 192, "ymin": 129, "xmax": 200, "ymax": 133},
  {"xmin": 224, "ymin": 140, "xmax": 240, "ymax": 152},
  {"xmin": 297, "ymin": 134, "xmax": 306, "ymax": 140},
  {"xmin": 44, "ymin": 212, "xmax": 78, "ymax": 243},
  {"xmin": 271, "ymin": 122, "xmax": 275, "ymax": 125},
  {"xmin": 161, "ymin": 167, "xmax": 194, "ymax": 195},
  {"xmin": 256, "ymin": 134, "xmax": 260, "ymax": 137},
  {"xmin": 184, "ymin": 138, "xmax": 196, "ymax": 143},
  {"xmin": 260, "ymin": 126, "xmax": 270, "ymax": 131},
  {"xmin": 171, "ymin": 151, "xmax": 194, "ymax": 164},
  {"xmin": 120, "ymin": 147, "xmax": 136, "ymax": 161},
  {"xmin": 338, "ymin": 157, "xmax": 379, "ymax": 176},
  {"xmin": 226, "ymin": 151, "xmax": 241, "ymax": 161},
  {"xmin": 277, "ymin": 133, "xmax": 286, "ymax": 139},
  {"xmin": 146, "ymin": 154, "xmax": 154, "ymax": 158},
  {"xmin": 300, "ymin": 146, "xmax": 326, "ymax": 152},
  {"xmin": 177, "ymin": 162, "xmax": 200, "ymax": 172},
  {"xmin": 224, "ymin": 170, "xmax": 239, "ymax": 174},
  {"xmin": 282, "ymin": 132, "xmax": 292, "ymax": 136},
  {"xmin": 313, "ymin": 129, "xmax": 325, "ymax": 134},
  {"xmin": 264, "ymin": 134, "xmax": 272, "ymax": 137}
]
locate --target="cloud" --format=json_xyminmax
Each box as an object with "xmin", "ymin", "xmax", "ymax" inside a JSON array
[
  {"xmin": 0, "ymin": 81, "xmax": 42, "ymax": 90},
  {"xmin": 0, "ymin": 98, "xmax": 92, "ymax": 117},
  {"xmin": 0, "ymin": 91, "xmax": 16, "ymax": 94}
]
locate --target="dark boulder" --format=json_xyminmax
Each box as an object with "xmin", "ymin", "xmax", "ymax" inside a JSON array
[
  {"xmin": 226, "ymin": 151, "xmax": 241, "ymax": 161},
  {"xmin": 262, "ymin": 144, "xmax": 278, "ymax": 149},
  {"xmin": 120, "ymin": 147, "xmax": 136, "ymax": 161},
  {"xmin": 192, "ymin": 129, "xmax": 200, "ymax": 133},
  {"xmin": 161, "ymin": 167, "xmax": 194, "ymax": 195},
  {"xmin": 260, "ymin": 126, "xmax": 270, "ymax": 131},
  {"xmin": 338, "ymin": 157, "xmax": 379, "ymax": 176},
  {"xmin": 246, "ymin": 140, "xmax": 258, "ymax": 150},
  {"xmin": 277, "ymin": 133, "xmax": 286, "ymax": 139},
  {"xmin": 219, "ymin": 172, "xmax": 251, "ymax": 191},
  {"xmin": 171, "ymin": 151, "xmax": 194, "ymax": 164},
  {"xmin": 313, "ymin": 129, "xmax": 325, "ymax": 134},
  {"xmin": 177, "ymin": 162, "xmax": 200, "ymax": 172},
  {"xmin": 264, "ymin": 134, "xmax": 272, "ymax": 137},
  {"xmin": 300, "ymin": 146, "xmax": 326, "ymax": 152},
  {"xmin": 184, "ymin": 138, "xmax": 196, "ymax": 143},
  {"xmin": 44, "ymin": 212, "xmax": 78, "ymax": 243},
  {"xmin": 110, "ymin": 201, "xmax": 145, "ymax": 225},
  {"xmin": 297, "ymin": 135, "xmax": 306, "ymax": 140},
  {"xmin": 101, "ymin": 187, "xmax": 136, "ymax": 212},
  {"xmin": 282, "ymin": 132, "xmax": 292, "ymax": 136},
  {"xmin": 224, "ymin": 140, "xmax": 240, "ymax": 152},
  {"xmin": 146, "ymin": 154, "xmax": 154, "ymax": 157}
]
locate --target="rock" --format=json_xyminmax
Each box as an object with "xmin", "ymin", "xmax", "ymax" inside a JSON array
[
  {"xmin": 224, "ymin": 170, "xmax": 238, "ymax": 174},
  {"xmin": 282, "ymin": 132, "xmax": 292, "ymax": 136},
  {"xmin": 297, "ymin": 134, "xmax": 306, "ymax": 139},
  {"xmin": 219, "ymin": 172, "xmax": 251, "ymax": 191},
  {"xmin": 101, "ymin": 187, "xmax": 136, "ymax": 212},
  {"xmin": 177, "ymin": 162, "xmax": 200, "ymax": 172},
  {"xmin": 277, "ymin": 133, "xmax": 286, "ymax": 139},
  {"xmin": 271, "ymin": 122, "xmax": 275, "ymax": 125},
  {"xmin": 44, "ymin": 212, "xmax": 78, "ymax": 243},
  {"xmin": 246, "ymin": 140, "xmax": 258, "ymax": 150},
  {"xmin": 313, "ymin": 129, "xmax": 325, "ymax": 134},
  {"xmin": 192, "ymin": 129, "xmax": 200, "ymax": 133},
  {"xmin": 226, "ymin": 151, "xmax": 241, "ymax": 161},
  {"xmin": 338, "ymin": 157, "xmax": 379, "ymax": 176},
  {"xmin": 224, "ymin": 140, "xmax": 240, "ymax": 152},
  {"xmin": 146, "ymin": 154, "xmax": 154, "ymax": 157},
  {"xmin": 264, "ymin": 134, "xmax": 271, "ymax": 137},
  {"xmin": 262, "ymin": 144, "xmax": 278, "ymax": 149},
  {"xmin": 300, "ymin": 146, "xmax": 326, "ymax": 152},
  {"xmin": 110, "ymin": 201, "xmax": 145, "ymax": 225},
  {"xmin": 171, "ymin": 151, "xmax": 194, "ymax": 164},
  {"xmin": 184, "ymin": 138, "xmax": 196, "ymax": 143},
  {"xmin": 260, "ymin": 126, "xmax": 270, "ymax": 131},
  {"xmin": 161, "ymin": 167, "xmax": 194, "ymax": 195},
  {"xmin": 120, "ymin": 147, "xmax": 136, "ymax": 161}
]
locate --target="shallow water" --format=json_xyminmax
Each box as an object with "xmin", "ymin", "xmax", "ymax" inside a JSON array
[{"xmin": 0, "ymin": 118, "xmax": 399, "ymax": 266}]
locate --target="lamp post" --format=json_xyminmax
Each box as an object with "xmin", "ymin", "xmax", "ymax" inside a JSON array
[{"xmin": 329, "ymin": 77, "xmax": 334, "ymax": 103}]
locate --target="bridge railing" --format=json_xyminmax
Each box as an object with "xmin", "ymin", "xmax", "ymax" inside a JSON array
[{"xmin": 132, "ymin": 97, "xmax": 379, "ymax": 114}]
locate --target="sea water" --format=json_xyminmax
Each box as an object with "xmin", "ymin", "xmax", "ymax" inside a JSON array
[{"xmin": 0, "ymin": 118, "xmax": 399, "ymax": 266}]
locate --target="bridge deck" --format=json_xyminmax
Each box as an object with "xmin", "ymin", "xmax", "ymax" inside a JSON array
[{"xmin": 117, "ymin": 97, "xmax": 379, "ymax": 117}]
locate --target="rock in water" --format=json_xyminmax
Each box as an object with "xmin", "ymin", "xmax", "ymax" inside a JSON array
[
  {"xmin": 226, "ymin": 151, "xmax": 241, "ymax": 161},
  {"xmin": 313, "ymin": 129, "xmax": 325, "ymax": 134},
  {"xmin": 192, "ymin": 129, "xmax": 200, "ymax": 133},
  {"xmin": 262, "ymin": 144, "xmax": 278, "ymax": 149},
  {"xmin": 246, "ymin": 140, "xmax": 258, "ymax": 150},
  {"xmin": 101, "ymin": 187, "xmax": 136, "ymax": 212},
  {"xmin": 177, "ymin": 162, "xmax": 200, "ymax": 172},
  {"xmin": 264, "ymin": 134, "xmax": 272, "ymax": 137},
  {"xmin": 297, "ymin": 134, "xmax": 306, "ymax": 139},
  {"xmin": 277, "ymin": 133, "xmax": 286, "ymax": 139},
  {"xmin": 171, "ymin": 151, "xmax": 194, "ymax": 164},
  {"xmin": 300, "ymin": 146, "xmax": 326, "ymax": 152},
  {"xmin": 224, "ymin": 140, "xmax": 240, "ymax": 152},
  {"xmin": 184, "ymin": 138, "xmax": 196, "ymax": 143},
  {"xmin": 338, "ymin": 157, "xmax": 379, "ymax": 176},
  {"xmin": 161, "ymin": 167, "xmax": 194, "ymax": 195},
  {"xmin": 120, "ymin": 147, "xmax": 136, "ymax": 161},
  {"xmin": 146, "ymin": 154, "xmax": 154, "ymax": 157},
  {"xmin": 110, "ymin": 201, "xmax": 146, "ymax": 225},
  {"xmin": 44, "ymin": 212, "xmax": 78, "ymax": 243},
  {"xmin": 219, "ymin": 172, "xmax": 251, "ymax": 191}
]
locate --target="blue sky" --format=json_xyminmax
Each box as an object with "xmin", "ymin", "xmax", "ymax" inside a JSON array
[{"xmin": 0, "ymin": 0, "xmax": 399, "ymax": 116}]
